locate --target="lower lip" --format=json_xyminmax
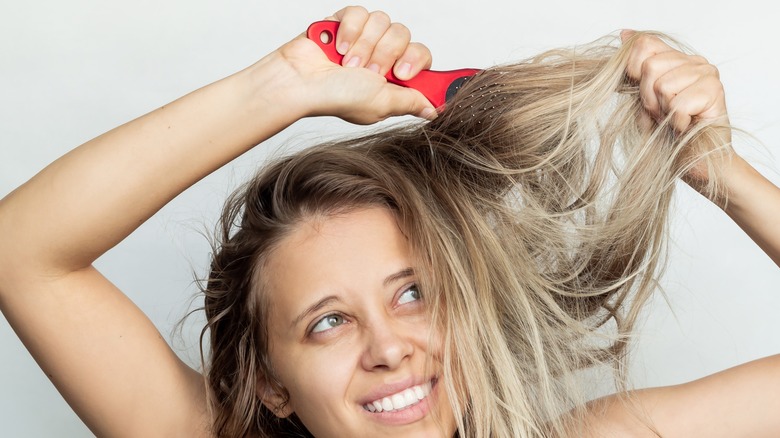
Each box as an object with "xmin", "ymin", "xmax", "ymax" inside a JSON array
[{"xmin": 361, "ymin": 379, "xmax": 438, "ymax": 426}]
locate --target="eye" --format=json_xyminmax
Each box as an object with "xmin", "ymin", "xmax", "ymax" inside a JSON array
[
  {"xmin": 397, "ymin": 284, "xmax": 422, "ymax": 305},
  {"xmin": 310, "ymin": 314, "xmax": 345, "ymax": 334}
]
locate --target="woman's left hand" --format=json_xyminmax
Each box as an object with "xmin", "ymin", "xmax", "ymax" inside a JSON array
[
  {"xmin": 623, "ymin": 31, "xmax": 780, "ymax": 267},
  {"xmin": 622, "ymin": 30, "xmax": 728, "ymax": 134},
  {"xmin": 622, "ymin": 30, "xmax": 731, "ymax": 184}
]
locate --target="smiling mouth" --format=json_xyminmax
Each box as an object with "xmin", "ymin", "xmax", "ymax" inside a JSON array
[{"xmin": 362, "ymin": 379, "xmax": 436, "ymax": 413}]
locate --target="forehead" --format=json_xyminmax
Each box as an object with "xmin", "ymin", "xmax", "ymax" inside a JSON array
[{"xmin": 263, "ymin": 207, "xmax": 412, "ymax": 320}]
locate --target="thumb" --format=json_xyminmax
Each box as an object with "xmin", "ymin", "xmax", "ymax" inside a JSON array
[{"xmin": 382, "ymin": 86, "xmax": 437, "ymax": 120}]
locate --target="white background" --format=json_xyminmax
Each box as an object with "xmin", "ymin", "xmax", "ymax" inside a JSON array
[{"xmin": 1, "ymin": 1, "xmax": 778, "ymax": 436}]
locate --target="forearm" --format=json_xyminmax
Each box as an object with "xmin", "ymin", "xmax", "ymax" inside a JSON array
[
  {"xmin": 718, "ymin": 155, "xmax": 780, "ymax": 267},
  {"xmin": 0, "ymin": 52, "xmax": 305, "ymax": 278}
]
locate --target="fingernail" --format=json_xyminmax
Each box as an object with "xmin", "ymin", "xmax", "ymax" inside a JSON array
[
  {"xmin": 420, "ymin": 107, "xmax": 437, "ymax": 120},
  {"xmin": 396, "ymin": 62, "xmax": 412, "ymax": 79},
  {"xmin": 346, "ymin": 56, "xmax": 361, "ymax": 68},
  {"xmin": 367, "ymin": 63, "xmax": 380, "ymax": 74},
  {"xmin": 337, "ymin": 42, "xmax": 349, "ymax": 55}
]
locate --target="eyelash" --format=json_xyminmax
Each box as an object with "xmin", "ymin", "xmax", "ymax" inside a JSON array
[
  {"xmin": 397, "ymin": 283, "xmax": 422, "ymax": 305},
  {"xmin": 307, "ymin": 283, "xmax": 423, "ymax": 336},
  {"xmin": 309, "ymin": 313, "xmax": 345, "ymax": 335}
]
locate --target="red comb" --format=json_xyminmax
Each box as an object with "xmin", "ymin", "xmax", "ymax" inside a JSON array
[{"xmin": 306, "ymin": 20, "xmax": 480, "ymax": 109}]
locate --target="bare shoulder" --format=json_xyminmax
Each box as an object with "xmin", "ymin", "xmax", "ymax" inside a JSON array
[{"xmin": 584, "ymin": 355, "xmax": 780, "ymax": 437}]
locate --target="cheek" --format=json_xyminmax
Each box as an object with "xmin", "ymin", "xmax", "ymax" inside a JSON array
[
  {"xmin": 409, "ymin": 311, "xmax": 442, "ymax": 357},
  {"xmin": 270, "ymin": 340, "xmax": 360, "ymax": 412},
  {"xmin": 271, "ymin": 343, "xmax": 368, "ymax": 437}
]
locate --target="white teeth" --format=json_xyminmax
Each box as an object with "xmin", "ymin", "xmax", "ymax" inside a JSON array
[
  {"xmin": 363, "ymin": 381, "xmax": 434, "ymax": 413},
  {"xmin": 381, "ymin": 398, "xmax": 393, "ymax": 411},
  {"xmin": 403, "ymin": 388, "xmax": 417, "ymax": 406},
  {"xmin": 391, "ymin": 393, "xmax": 405, "ymax": 407}
]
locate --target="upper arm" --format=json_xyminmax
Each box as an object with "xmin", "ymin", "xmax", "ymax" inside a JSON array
[
  {"xmin": 585, "ymin": 355, "xmax": 780, "ymax": 437},
  {"xmin": 0, "ymin": 266, "xmax": 210, "ymax": 437},
  {"xmin": 662, "ymin": 354, "xmax": 780, "ymax": 437}
]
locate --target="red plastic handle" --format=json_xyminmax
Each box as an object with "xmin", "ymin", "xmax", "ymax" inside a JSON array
[{"xmin": 306, "ymin": 20, "xmax": 480, "ymax": 109}]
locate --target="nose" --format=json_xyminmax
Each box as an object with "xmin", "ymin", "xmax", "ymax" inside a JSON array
[{"xmin": 360, "ymin": 315, "xmax": 415, "ymax": 371}]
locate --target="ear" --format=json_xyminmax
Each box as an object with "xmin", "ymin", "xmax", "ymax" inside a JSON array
[{"xmin": 257, "ymin": 377, "xmax": 294, "ymax": 418}]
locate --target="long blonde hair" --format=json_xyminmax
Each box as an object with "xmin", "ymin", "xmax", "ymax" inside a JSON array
[{"xmin": 200, "ymin": 32, "xmax": 730, "ymax": 437}]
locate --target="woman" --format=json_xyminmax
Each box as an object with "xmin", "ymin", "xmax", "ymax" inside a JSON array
[{"xmin": 1, "ymin": 5, "xmax": 779, "ymax": 437}]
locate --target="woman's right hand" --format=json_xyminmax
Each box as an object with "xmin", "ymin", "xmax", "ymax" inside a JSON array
[{"xmin": 258, "ymin": 6, "xmax": 436, "ymax": 124}]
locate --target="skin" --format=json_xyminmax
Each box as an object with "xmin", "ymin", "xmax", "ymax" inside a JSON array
[
  {"xmin": 0, "ymin": 5, "xmax": 778, "ymax": 437},
  {"xmin": 0, "ymin": 7, "xmax": 435, "ymax": 437},
  {"xmin": 621, "ymin": 30, "xmax": 780, "ymax": 264},
  {"xmin": 261, "ymin": 208, "xmax": 455, "ymax": 437},
  {"xmin": 586, "ymin": 355, "xmax": 780, "ymax": 437}
]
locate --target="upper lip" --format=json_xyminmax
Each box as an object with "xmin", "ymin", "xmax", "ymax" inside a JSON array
[{"xmin": 358, "ymin": 375, "xmax": 436, "ymax": 406}]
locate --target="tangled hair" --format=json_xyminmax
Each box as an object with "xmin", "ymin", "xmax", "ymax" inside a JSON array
[{"xmin": 199, "ymin": 32, "xmax": 730, "ymax": 437}]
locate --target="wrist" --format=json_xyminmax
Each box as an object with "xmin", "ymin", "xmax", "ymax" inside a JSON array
[
  {"xmin": 716, "ymin": 155, "xmax": 758, "ymax": 213},
  {"xmin": 239, "ymin": 48, "xmax": 312, "ymax": 125}
]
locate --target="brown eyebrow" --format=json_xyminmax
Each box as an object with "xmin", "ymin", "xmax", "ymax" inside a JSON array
[
  {"xmin": 290, "ymin": 267, "xmax": 416, "ymax": 330},
  {"xmin": 291, "ymin": 295, "xmax": 340, "ymax": 330},
  {"xmin": 383, "ymin": 267, "xmax": 415, "ymax": 286}
]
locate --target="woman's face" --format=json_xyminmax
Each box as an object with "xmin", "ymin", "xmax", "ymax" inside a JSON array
[{"xmin": 261, "ymin": 207, "xmax": 456, "ymax": 437}]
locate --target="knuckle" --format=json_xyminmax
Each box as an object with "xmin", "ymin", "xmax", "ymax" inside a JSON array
[
  {"xmin": 704, "ymin": 63, "xmax": 720, "ymax": 79},
  {"xmin": 640, "ymin": 57, "xmax": 660, "ymax": 78},
  {"xmin": 706, "ymin": 75, "xmax": 725, "ymax": 93},
  {"xmin": 368, "ymin": 10, "xmax": 391, "ymax": 26},
  {"xmin": 408, "ymin": 42, "xmax": 433, "ymax": 64},
  {"xmin": 339, "ymin": 21, "xmax": 362, "ymax": 38},
  {"xmin": 406, "ymin": 42, "xmax": 426, "ymax": 56},
  {"xmin": 389, "ymin": 22, "xmax": 411, "ymax": 40},
  {"xmin": 347, "ymin": 5, "xmax": 369, "ymax": 16},
  {"xmin": 633, "ymin": 34, "xmax": 656, "ymax": 53}
]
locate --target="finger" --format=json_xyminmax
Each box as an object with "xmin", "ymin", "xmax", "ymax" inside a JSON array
[
  {"xmin": 332, "ymin": 6, "xmax": 369, "ymax": 56},
  {"xmin": 366, "ymin": 22, "xmax": 412, "ymax": 76},
  {"xmin": 638, "ymin": 51, "xmax": 702, "ymax": 120},
  {"xmin": 652, "ymin": 59, "xmax": 717, "ymax": 116},
  {"xmin": 666, "ymin": 75, "xmax": 726, "ymax": 132},
  {"xmin": 624, "ymin": 33, "xmax": 675, "ymax": 81},
  {"xmin": 343, "ymin": 10, "xmax": 392, "ymax": 69},
  {"xmin": 377, "ymin": 86, "xmax": 437, "ymax": 120},
  {"xmin": 393, "ymin": 42, "xmax": 433, "ymax": 80},
  {"xmin": 625, "ymin": 35, "xmax": 675, "ymax": 121}
]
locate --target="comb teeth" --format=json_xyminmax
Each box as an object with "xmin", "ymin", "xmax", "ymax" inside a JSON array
[
  {"xmin": 445, "ymin": 76, "xmax": 472, "ymax": 102},
  {"xmin": 455, "ymin": 83, "xmax": 508, "ymax": 124}
]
